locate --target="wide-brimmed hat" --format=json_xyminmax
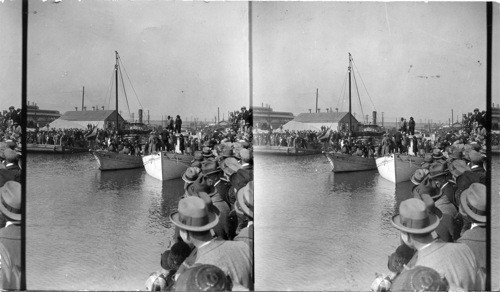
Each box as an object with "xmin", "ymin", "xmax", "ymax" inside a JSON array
[
  {"xmin": 421, "ymin": 153, "xmax": 434, "ymax": 164},
  {"xmin": 460, "ymin": 183, "xmax": 486, "ymax": 223},
  {"xmin": 230, "ymin": 169, "xmax": 252, "ymax": 192},
  {"xmin": 447, "ymin": 148, "xmax": 463, "ymax": 161},
  {"xmin": 174, "ymin": 264, "xmax": 232, "ymax": 292},
  {"xmin": 0, "ymin": 181, "xmax": 21, "ymax": 221},
  {"xmin": 448, "ymin": 160, "xmax": 470, "ymax": 178},
  {"xmin": 412, "ymin": 178, "xmax": 440, "ymax": 200},
  {"xmin": 468, "ymin": 150, "xmax": 484, "ymax": 165},
  {"xmin": 240, "ymin": 148, "xmax": 252, "ymax": 162},
  {"xmin": 431, "ymin": 148, "xmax": 443, "ymax": 159},
  {"xmin": 391, "ymin": 266, "xmax": 449, "ymax": 292},
  {"xmin": 201, "ymin": 147, "xmax": 213, "ymax": 157},
  {"xmin": 391, "ymin": 198, "xmax": 440, "ymax": 234},
  {"xmin": 3, "ymin": 149, "xmax": 18, "ymax": 163},
  {"xmin": 428, "ymin": 163, "xmax": 448, "ymax": 179},
  {"xmin": 182, "ymin": 167, "xmax": 201, "ymax": 184},
  {"xmin": 170, "ymin": 196, "xmax": 219, "ymax": 232},
  {"xmin": 193, "ymin": 151, "xmax": 204, "ymax": 162},
  {"xmin": 220, "ymin": 157, "xmax": 241, "ymax": 176},
  {"xmin": 236, "ymin": 181, "xmax": 253, "ymax": 219},
  {"xmin": 221, "ymin": 148, "xmax": 235, "ymax": 158},
  {"xmin": 411, "ymin": 169, "xmax": 429, "ymax": 185},
  {"xmin": 201, "ymin": 160, "xmax": 221, "ymax": 176}
]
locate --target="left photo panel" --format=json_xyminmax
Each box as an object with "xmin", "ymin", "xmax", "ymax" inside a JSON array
[
  {"xmin": 0, "ymin": 0, "xmax": 24, "ymax": 290},
  {"xmin": 22, "ymin": 0, "xmax": 253, "ymax": 290}
]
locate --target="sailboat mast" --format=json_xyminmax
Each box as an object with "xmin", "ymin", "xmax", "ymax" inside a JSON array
[
  {"xmin": 348, "ymin": 53, "xmax": 352, "ymax": 133},
  {"xmin": 115, "ymin": 51, "xmax": 119, "ymax": 130}
]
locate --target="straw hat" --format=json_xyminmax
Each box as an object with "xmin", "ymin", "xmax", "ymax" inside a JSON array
[
  {"xmin": 236, "ymin": 181, "xmax": 254, "ymax": 219},
  {"xmin": 170, "ymin": 196, "xmax": 219, "ymax": 232},
  {"xmin": 448, "ymin": 160, "xmax": 470, "ymax": 178},
  {"xmin": 0, "ymin": 181, "xmax": 21, "ymax": 221},
  {"xmin": 460, "ymin": 183, "xmax": 486, "ymax": 223},
  {"xmin": 410, "ymin": 169, "xmax": 429, "ymax": 185},
  {"xmin": 391, "ymin": 198, "xmax": 440, "ymax": 234}
]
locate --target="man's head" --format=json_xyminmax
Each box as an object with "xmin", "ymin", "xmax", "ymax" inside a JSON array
[
  {"xmin": 391, "ymin": 198, "xmax": 440, "ymax": 248},
  {"xmin": 459, "ymin": 183, "xmax": 486, "ymax": 225},
  {"xmin": 170, "ymin": 196, "xmax": 218, "ymax": 245},
  {"xmin": 0, "ymin": 181, "xmax": 21, "ymax": 222}
]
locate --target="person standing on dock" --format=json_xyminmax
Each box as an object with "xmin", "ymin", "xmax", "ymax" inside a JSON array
[
  {"xmin": 175, "ymin": 115, "xmax": 182, "ymax": 134},
  {"xmin": 408, "ymin": 117, "xmax": 415, "ymax": 135}
]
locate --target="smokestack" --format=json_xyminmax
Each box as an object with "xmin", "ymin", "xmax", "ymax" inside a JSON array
[
  {"xmin": 372, "ymin": 111, "xmax": 377, "ymax": 125},
  {"xmin": 139, "ymin": 109, "xmax": 143, "ymax": 124}
]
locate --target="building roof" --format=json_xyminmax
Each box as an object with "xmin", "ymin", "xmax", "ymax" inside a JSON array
[
  {"xmin": 293, "ymin": 112, "xmax": 357, "ymax": 123},
  {"xmin": 59, "ymin": 110, "xmax": 117, "ymax": 121}
]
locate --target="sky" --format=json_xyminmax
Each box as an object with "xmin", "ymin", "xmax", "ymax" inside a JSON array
[
  {"xmin": 3, "ymin": 0, "xmax": 249, "ymax": 122},
  {"xmin": 253, "ymin": 2, "xmax": 490, "ymax": 124},
  {"xmin": 0, "ymin": 1, "xmax": 498, "ymax": 124}
]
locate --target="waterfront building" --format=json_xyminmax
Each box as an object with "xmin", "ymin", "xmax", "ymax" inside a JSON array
[
  {"xmin": 252, "ymin": 105, "xmax": 294, "ymax": 129},
  {"xmin": 49, "ymin": 110, "xmax": 125, "ymax": 130},
  {"xmin": 282, "ymin": 112, "xmax": 359, "ymax": 132},
  {"xmin": 27, "ymin": 102, "xmax": 61, "ymax": 127}
]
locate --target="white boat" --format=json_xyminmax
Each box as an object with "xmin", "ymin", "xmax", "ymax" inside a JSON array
[
  {"xmin": 93, "ymin": 150, "xmax": 143, "ymax": 170},
  {"xmin": 325, "ymin": 152, "xmax": 376, "ymax": 173},
  {"xmin": 376, "ymin": 154, "xmax": 425, "ymax": 183},
  {"xmin": 142, "ymin": 151, "xmax": 192, "ymax": 181}
]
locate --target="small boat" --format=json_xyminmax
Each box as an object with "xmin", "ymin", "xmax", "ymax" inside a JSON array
[
  {"xmin": 26, "ymin": 143, "xmax": 89, "ymax": 154},
  {"xmin": 142, "ymin": 151, "xmax": 192, "ymax": 181},
  {"xmin": 93, "ymin": 150, "xmax": 143, "ymax": 170},
  {"xmin": 253, "ymin": 145, "xmax": 323, "ymax": 156},
  {"xmin": 324, "ymin": 152, "xmax": 376, "ymax": 172},
  {"xmin": 91, "ymin": 51, "xmax": 148, "ymax": 170},
  {"xmin": 326, "ymin": 53, "xmax": 380, "ymax": 172},
  {"xmin": 376, "ymin": 154, "xmax": 425, "ymax": 183}
]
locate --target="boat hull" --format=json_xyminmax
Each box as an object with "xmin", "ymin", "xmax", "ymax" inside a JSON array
[
  {"xmin": 93, "ymin": 151, "xmax": 144, "ymax": 170},
  {"xmin": 142, "ymin": 152, "xmax": 192, "ymax": 181},
  {"xmin": 253, "ymin": 145, "xmax": 322, "ymax": 156},
  {"xmin": 376, "ymin": 154, "xmax": 424, "ymax": 183},
  {"xmin": 325, "ymin": 152, "xmax": 377, "ymax": 173},
  {"xmin": 26, "ymin": 143, "xmax": 89, "ymax": 154}
]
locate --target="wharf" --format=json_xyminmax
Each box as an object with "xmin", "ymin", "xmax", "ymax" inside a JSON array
[
  {"xmin": 26, "ymin": 143, "xmax": 89, "ymax": 154},
  {"xmin": 253, "ymin": 145, "xmax": 323, "ymax": 156}
]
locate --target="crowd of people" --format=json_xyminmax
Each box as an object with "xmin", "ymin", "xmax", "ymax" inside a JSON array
[
  {"xmin": 371, "ymin": 107, "xmax": 488, "ymax": 291},
  {"xmin": 145, "ymin": 107, "xmax": 254, "ymax": 291},
  {"xmin": 0, "ymin": 105, "xmax": 22, "ymax": 290}
]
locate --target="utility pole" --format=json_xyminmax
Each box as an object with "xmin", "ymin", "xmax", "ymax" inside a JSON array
[
  {"xmin": 382, "ymin": 112, "xmax": 384, "ymax": 127},
  {"xmin": 315, "ymin": 88, "xmax": 319, "ymax": 113},
  {"xmin": 82, "ymin": 86, "xmax": 85, "ymax": 111},
  {"xmin": 218, "ymin": 107, "xmax": 220, "ymax": 123},
  {"xmin": 148, "ymin": 110, "xmax": 150, "ymax": 125}
]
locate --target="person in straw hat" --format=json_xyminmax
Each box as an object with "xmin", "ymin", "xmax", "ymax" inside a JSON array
[
  {"xmin": 456, "ymin": 183, "xmax": 486, "ymax": 271},
  {"xmin": 0, "ymin": 181, "xmax": 22, "ymax": 290},
  {"xmin": 234, "ymin": 181, "xmax": 253, "ymax": 250},
  {"xmin": 171, "ymin": 196, "xmax": 253, "ymax": 290},
  {"xmin": 391, "ymin": 198, "xmax": 484, "ymax": 291}
]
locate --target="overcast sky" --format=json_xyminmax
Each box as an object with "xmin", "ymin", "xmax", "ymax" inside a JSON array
[
  {"xmin": 253, "ymin": 2, "xmax": 491, "ymax": 124},
  {"xmin": 1, "ymin": 1, "xmax": 499, "ymax": 124}
]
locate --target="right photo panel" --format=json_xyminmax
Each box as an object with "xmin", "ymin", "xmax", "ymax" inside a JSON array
[{"xmin": 253, "ymin": 2, "xmax": 495, "ymax": 290}]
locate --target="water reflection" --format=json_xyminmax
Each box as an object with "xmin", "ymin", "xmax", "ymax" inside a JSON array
[
  {"xmin": 27, "ymin": 154, "xmax": 184, "ymax": 290},
  {"xmin": 256, "ymin": 154, "xmax": 408, "ymax": 290}
]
